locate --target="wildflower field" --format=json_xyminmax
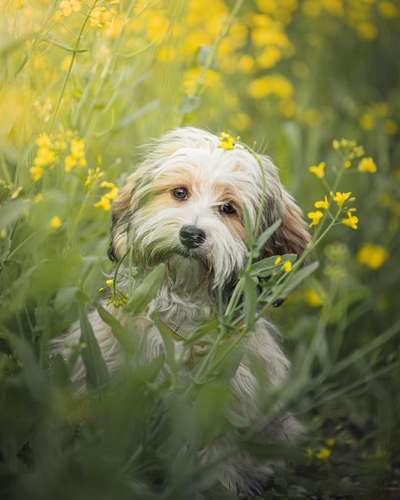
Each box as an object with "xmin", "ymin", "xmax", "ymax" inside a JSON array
[{"xmin": 1, "ymin": 0, "xmax": 400, "ymax": 498}]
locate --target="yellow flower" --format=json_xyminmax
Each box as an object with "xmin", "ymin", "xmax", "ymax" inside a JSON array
[
  {"xmin": 49, "ymin": 216, "xmax": 62, "ymax": 229},
  {"xmin": 314, "ymin": 196, "xmax": 329, "ymax": 209},
  {"xmin": 308, "ymin": 210, "xmax": 324, "ymax": 227},
  {"xmin": 304, "ymin": 288, "xmax": 323, "ymax": 307},
  {"xmin": 274, "ymin": 256, "xmax": 282, "ymax": 265},
  {"xmin": 326, "ymin": 438, "xmax": 336, "ymax": 447},
  {"xmin": 332, "ymin": 139, "xmax": 340, "ymax": 150},
  {"xmin": 342, "ymin": 209, "xmax": 359, "ymax": 230},
  {"xmin": 357, "ymin": 244, "xmax": 388, "ymax": 269},
  {"xmin": 218, "ymin": 132, "xmax": 236, "ymax": 150},
  {"xmin": 247, "ymin": 75, "xmax": 293, "ymax": 99},
  {"xmin": 94, "ymin": 181, "xmax": 119, "ymax": 211},
  {"xmin": 94, "ymin": 196, "xmax": 112, "ymax": 211},
  {"xmin": 358, "ymin": 157, "xmax": 377, "ymax": 173},
  {"xmin": 282, "ymin": 260, "xmax": 292, "ymax": 273},
  {"xmin": 378, "ymin": 1, "xmax": 398, "ymax": 18},
  {"xmin": 308, "ymin": 162, "xmax": 326, "ymax": 179},
  {"xmin": 31, "ymin": 166, "xmax": 43, "ymax": 182},
  {"xmin": 105, "ymin": 279, "xmax": 114, "ymax": 288},
  {"xmin": 333, "ymin": 191, "xmax": 352, "ymax": 207},
  {"xmin": 316, "ymin": 447, "xmax": 331, "ymax": 462}
]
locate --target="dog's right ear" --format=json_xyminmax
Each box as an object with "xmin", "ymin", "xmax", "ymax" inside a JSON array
[{"xmin": 107, "ymin": 174, "xmax": 136, "ymax": 261}]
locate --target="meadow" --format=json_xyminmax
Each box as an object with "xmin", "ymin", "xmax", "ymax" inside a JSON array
[{"xmin": 1, "ymin": 0, "xmax": 399, "ymax": 498}]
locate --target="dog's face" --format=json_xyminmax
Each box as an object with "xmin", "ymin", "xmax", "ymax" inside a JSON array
[{"xmin": 109, "ymin": 127, "xmax": 309, "ymax": 290}]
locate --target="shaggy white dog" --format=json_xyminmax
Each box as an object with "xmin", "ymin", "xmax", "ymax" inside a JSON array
[{"xmin": 54, "ymin": 127, "xmax": 309, "ymax": 496}]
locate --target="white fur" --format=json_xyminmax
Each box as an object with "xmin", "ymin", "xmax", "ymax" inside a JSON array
[{"xmin": 53, "ymin": 127, "xmax": 308, "ymax": 497}]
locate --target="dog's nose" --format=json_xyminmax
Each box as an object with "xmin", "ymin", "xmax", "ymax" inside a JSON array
[{"xmin": 179, "ymin": 225, "xmax": 206, "ymax": 249}]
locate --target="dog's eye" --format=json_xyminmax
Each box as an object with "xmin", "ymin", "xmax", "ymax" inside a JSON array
[
  {"xmin": 172, "ymin": 187, "xmax": 189, "ymax": 200},
  {"xmin": 219, "ymin": 202, "xmax": 237, "ymax": 215}
]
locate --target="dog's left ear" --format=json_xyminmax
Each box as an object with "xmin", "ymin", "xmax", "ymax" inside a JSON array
[
  {"xmin": 260, "ymin": 157, "xmax": 310, "ymax": 259},
  {"xmin": 107, "ymin": 173, "xmax": 136, "ymax": 261}
]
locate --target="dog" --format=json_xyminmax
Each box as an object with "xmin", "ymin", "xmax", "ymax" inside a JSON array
[{"xmin": 54, "ymin": 127, "xmax": 310, "ymax": 496}]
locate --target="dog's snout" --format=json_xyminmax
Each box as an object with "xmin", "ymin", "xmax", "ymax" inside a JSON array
[{"xmin": 179, "ymin": 225, "xmax": 206, "ymax": 249}]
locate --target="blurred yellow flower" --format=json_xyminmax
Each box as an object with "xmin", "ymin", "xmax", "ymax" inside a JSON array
[
  {"xmin": 316, "ymin": 447, "xmax": 331, "ymax": 462},
  {"xmin": 333, "ymin": 192, "xmax": 352, "ymax": 207},
  {"xmin": 247, "ymin": 75, "xmax": 293, "ymax": 99},
  {"xmin": 358, "ymin": 157, "xmax": 377, "ymax": 173},
  {"xmin": 274, "ymin": 256, "xmax": 282, "ymax": 265},
  {"xmin": 283, "ymin": 260, "xmax": 292, "ymax": 273},
  {"xmin": 218, "ymin": 132, "xmax": 236, "ymax": 150},
  {"xmin": 237, "ymin": 55, "xmax": 255, "ymax": 73},
  {"xmin": 360, "ymin": 112, "xmax": 374, "ymax": 130},
  {"xmin": 357, "ymin": 244, "xmax": 388, "ymax": 269},
  {"xmin": 308, "ymin": 210, "xmax": 324, "ymax": 227},
  {"xmin": 106, "ymin": 279, "xmax": 114, "ymax": 288},
  {"xmin": 308, "ymin": 162, "xmax": 326, "ymax": 179},
  {"xmin": 314, "ymin": 196, "xmax": 329, "ymax": 209},
  {"xmin": 304, "ymin": 288, "xmax": 323, "ymax": 307},
  {"xmin": 65, "ymin": 137, "xmax": 87, "ymax": 172},
  {"xmin": 326, "ymin": 438, "xmax": 336, "ymax": 447},
  {"xmin": 342, "ymin": 209, "xmax": 359, "ymax": 230},
  {"xmin": 31, "ymin": 166, "xmax": 43, "ymax": 182},
  {"xmin": 49, "ymin": 216, "xmax": 62, "ymax": 229},
  {"xmin": 378, "ymin": 1, "xmax": 398, "ymax": 18},
  {"xmin": 256, "ymin": 47, "xmax": 281, "ymax": 69},
  {"xmin": 357, "ymin": 22, "xmax": 377, "ymax": 40}
]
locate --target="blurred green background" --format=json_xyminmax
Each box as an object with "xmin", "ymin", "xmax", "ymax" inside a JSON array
[{"xmin": 1, "ymin": 0, "xmax": 399, "ymax": 498}]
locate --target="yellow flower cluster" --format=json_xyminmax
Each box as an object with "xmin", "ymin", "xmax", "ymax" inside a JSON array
[
  {"xmin": 54, "ymin": 0, "xmax": 81, "ymax": 21},
  {"xmin": 94, "ymin": 181, "xmax": 118, "ymax": 212},
  {"xmin": 31, "ymin": 134, "xmax": 56, "ymax": 182},
  {"xmin": 357, "ymin": 243, "xmax": 388, "ymax": 269},
  {"xmin": 64, "ymin": 138, "xmax": 87, "ymax": 173},
  {"xmin": 247, "ymin": 74, "xmax": 293, "ymax": 99}
]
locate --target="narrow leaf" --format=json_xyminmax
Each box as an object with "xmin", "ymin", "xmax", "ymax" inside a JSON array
[
  {"xmin": 124, "ymin": 263, "xmax": 166, "ymax": 315},
  {"xmin": 79, "ymin": 305, "xmax": 109, "ymax": 389},
  {"xmin": 97, "ymin": 304, "xmax": 136, "ymax": 354}
]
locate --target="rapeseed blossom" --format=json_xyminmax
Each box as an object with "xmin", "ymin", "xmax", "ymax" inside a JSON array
[
  {"xmin": 308, "ymin": 210, "xmax": 324, "ymax": 227},
  {"xmin": 314, "ymin": 196, "xmax": 329, "ymax": 209},
  {"xmin": 49, "ymin": 216, "xmax": 62, "ymax": 229},
  {"xmin": 308, "ymin": 162, "xmax": 326, "ymax": 179},
  {"xmin": 218, "ymin": 132, "xmax": 236, "ymax": 150},
  {"xmin": 342, "ymin": 209, "xmax": 359, "ymax": 230},
  {"xmin": 333, "ymin": 192, "xmax": 352, "ymax": 207},
  {"xmin": 358, "ymin": 157, "xmax": 377, "ymax": 173}
]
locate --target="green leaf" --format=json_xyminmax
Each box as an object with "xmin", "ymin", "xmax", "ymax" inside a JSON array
[
  {"xmin": 79, "ymin": 305, "xmax": 109, "ymax": 389},
  {"xmin": 184, "ymin": 319, "xmax": 219, "ymax": 346},
  {"xmin": 0, "ymin": 199, "xmax": 29, "ymax": 230},
  {"xmin": 151, "ymin": 312, "xmax": 177, "ymax": 372},
  {"xmin": 97, "ymin": 304, "xmax": 136, "ymax": 354},
  {"xmin": 124, "ymin": 263, "xmax": 166, "ymax": 315},
  {"xmin": 243, "ymin": 273, "xmax": 258, "ymax": 331},
  {"xmin": 280, "ymin": 261, "xmax": 319, "ymax": 297},
  {"xmin": 252, "ymin": 219, "xmax": 281, "ymax": 258}
]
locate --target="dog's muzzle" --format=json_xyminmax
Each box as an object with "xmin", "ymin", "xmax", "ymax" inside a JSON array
[{"xmin": 179, "ymin": 225, "xmax": 206, "ymax": 249}]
